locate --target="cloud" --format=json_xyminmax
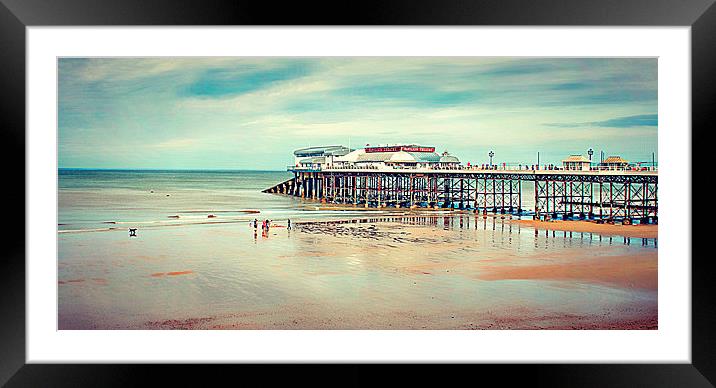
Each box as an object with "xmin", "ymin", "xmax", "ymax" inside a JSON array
[
  {"xmin": 150, "ymin": 138, "xmax": 199, "ymax": 149},
  {"xmin": 179, "ymin": 62, "xmax": 315, "ymax": 98},
  {"xmin": 544, "ymin": 114, "xmax": 658, "ymax": 128},
  {"xmin": 330, "ymin": 82, "xmax": 480, "ymax": 108},
  {"xmin": 477, "ymin": 62, "xmax": 557, "ymax": 77},
  {"xmin": 58, "ymin": 57, "xmax": 658, "ymax": 169},
  {"xmin": 593, "ymin": 114, "xmax": 658, "ymax": 127}
]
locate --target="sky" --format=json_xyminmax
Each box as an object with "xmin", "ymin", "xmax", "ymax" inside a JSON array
[{"xmin": 58, "ymin": 57, "xmax": 657, "ymax": 170}]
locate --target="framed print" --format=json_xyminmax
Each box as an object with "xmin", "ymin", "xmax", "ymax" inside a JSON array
[{"xmin": 3, "ymin": 0, "xmax": 714, "ymax": 386}]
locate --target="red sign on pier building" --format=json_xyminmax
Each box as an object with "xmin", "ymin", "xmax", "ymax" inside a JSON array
[{"xmin": 365, "ymin": 146, "xmax": 435, "ymax": 153}]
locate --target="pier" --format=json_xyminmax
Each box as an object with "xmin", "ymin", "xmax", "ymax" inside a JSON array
[{"xmin": 263, "ymin": 145, "xmax": 658, "ymax": 223}]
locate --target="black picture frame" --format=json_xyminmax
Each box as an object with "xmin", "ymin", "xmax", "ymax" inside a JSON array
[{"xmin": 2, "ymin": 0, "xmax": 713, "ymax": 386}]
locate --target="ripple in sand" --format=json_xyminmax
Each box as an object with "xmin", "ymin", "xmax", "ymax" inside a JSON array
[
  {"xmin": 168, "ymin": 270, "xmax": 193, "ymax": 276},
  {"xmin": 59, "ymin": 278, "xmax": 85, "ymax": 285},
  {"xmin": 150, "ymin": 270, "xmax": 194, "ymax": 277}
]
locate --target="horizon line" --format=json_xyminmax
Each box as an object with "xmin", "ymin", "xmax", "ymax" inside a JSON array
[{"xmin": 58, "ymin": 167, "xmax": 290, "ymax": 172}]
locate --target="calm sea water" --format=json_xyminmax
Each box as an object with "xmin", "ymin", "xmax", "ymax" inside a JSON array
[
  {"xmin": 59, "ymin": 169, "xmax": 377, "ymax": 231},
  {"xmin": 58, "ymin": 169, "xmax": 538, "ymax": 232}
]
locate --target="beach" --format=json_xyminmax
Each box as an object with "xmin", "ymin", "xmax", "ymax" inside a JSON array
[{"xmin": 58, "ymin": 216, "xmax": 657, "ymax": 329}]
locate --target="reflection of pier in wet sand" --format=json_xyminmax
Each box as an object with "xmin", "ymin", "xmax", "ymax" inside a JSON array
[{"xmin": 293, "ymin": 214, "xmax": 657, "ymax": 248}]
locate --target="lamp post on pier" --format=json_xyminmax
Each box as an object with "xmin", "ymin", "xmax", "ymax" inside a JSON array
[
  {"xmin": 489, "ymin": 150, "xmax": 494, "ymax": 166},
  {"xmin": 588, "ymin": 148, "xmax": 593, "ymax": 161}
]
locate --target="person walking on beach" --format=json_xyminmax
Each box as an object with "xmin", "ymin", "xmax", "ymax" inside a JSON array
[
  {"xmin": 287, "ymin": 219, "xmax": 291, "ymax": 230},
  {"xmin": 253, "ymin": 218, "xmax": 258, "ymax": 229}
]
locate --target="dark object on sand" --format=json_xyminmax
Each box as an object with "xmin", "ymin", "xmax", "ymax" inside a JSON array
[
  {"xmin": 208, "ymin": 214, "xmax": 216, "ymax": 218},
  {"xmin": 129, "ymin": 228, "xmax": 137, "ymax": 237}
]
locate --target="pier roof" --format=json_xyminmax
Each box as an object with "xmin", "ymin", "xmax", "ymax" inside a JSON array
[
  {"xmin": 339, "ymin": 149, "xmax": 442, "ymax": 164},
  {"xmin": 440, "ymin": 152, "xmax": 460, "ymax": 163},
  {"xmin": 356, "ymin": 152, "xmax": 393, "ymax": 163},
  {"xmin": 602, "ymin": 156, "xmax": 629, "ymax": 164},
  {"xmin": 388, "ymin": 151, "xmax": 415, "ymax": 163},
  {"xmin": 294, "ymin": 145, "xmax": 351, "ymax": 157},
  {"xmin": 562, "ymin": 155, "xmax": 590, "ymax": 163},
  {"xmin": 360, "ymin": 151, "xmax": 439, "ymax": 163},
  {"xmin": 298, "ymin": 156, "xmax": 326, "ymax": 164}
]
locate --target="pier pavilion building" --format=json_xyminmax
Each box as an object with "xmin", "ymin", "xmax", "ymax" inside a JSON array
[
  {"xmin": 293, "ymin": 145, "xmax": 352, "ymax": 169},
  {"xmin": 293, "ymin": 144, "xmax": 456, "ymax": 170},
  {"xmin": 599, "ymin": 156, "xmax": 630, "ymax": 170},
  {"xmin": 333, "ymin": 145, "xmax": 454, "ymax": 169},
  {"xmin": 438, "ymin": 151, "xmax": 461, "ymax": 168},
  {"xmin": 562, "ymin": 155, "xmax": 592, "ymax": 171}
]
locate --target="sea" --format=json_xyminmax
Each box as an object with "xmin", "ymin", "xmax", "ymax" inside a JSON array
[{"xmin": 59, "ymin": 169, "xmax": 540, "ymax": 232}]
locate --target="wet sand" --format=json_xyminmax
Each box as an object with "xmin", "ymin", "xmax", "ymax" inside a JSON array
[
  {"xmin": 58, "ymin": 215, "xmax": 657, "ymax": 330},
  {"xmin": 143, "ymin": 302, "xmax": 657, "ymax": 330},
  {"xmin": 477, "ymin": 252, "xmax": 657, "ymax": 290},
  {"xmin": 516, "ymin": 219, "xmax": 658, "ymax": 239}
]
